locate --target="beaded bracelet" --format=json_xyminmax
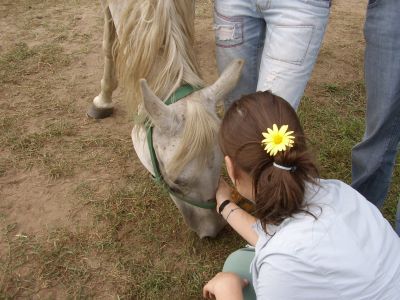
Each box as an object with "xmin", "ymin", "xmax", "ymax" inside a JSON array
[{"xmin": 226, "ymin": 207, "xmax": 240, "ymax": 221}]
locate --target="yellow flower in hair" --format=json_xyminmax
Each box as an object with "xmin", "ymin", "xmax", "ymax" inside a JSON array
[{"xmin": 261, "ymin": 124, "xmax": 295, "ymax": 156}]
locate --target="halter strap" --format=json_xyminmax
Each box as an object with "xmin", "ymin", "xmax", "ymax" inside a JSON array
[
  {"xmin": 164, "ymin": 84, "xmax": 197, "ymax": 105},
  {"xmin": 146, "ymin": 85, "xmax": 217, "ymax": 209}
]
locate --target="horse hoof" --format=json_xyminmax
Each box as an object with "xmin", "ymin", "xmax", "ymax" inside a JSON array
[{"xmin": 86, "ymin": 104, "xmax": 114, "ymax": 119}]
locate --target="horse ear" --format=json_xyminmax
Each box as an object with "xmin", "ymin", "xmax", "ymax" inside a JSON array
[
  {"xmin": 201, "ymin": 59, "xmax": 244, "ymax": 109},
  {"xmin": 140, "ymin": 79, "xmax": 178, "ymax": 130}
]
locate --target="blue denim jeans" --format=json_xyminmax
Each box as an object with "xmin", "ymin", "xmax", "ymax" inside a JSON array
[
  {"xmin": 351, "ymin": 0, "xmax": 400, "ymax": 235},
  {"xmin": 214, "ymin": 0, "xmax": 331, "ymax": 109}
]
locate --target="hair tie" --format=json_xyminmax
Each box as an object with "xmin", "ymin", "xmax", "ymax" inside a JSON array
[{"xmin": 273, "ymin": 162, "xmax": 296, "ymax": 172}]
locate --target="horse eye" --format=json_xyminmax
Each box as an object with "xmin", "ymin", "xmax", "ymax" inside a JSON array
[
  {"xmin": 170, "ymin": 179, "xmax": 187, "ymax": 194},
  {"xmin": 170, "ymin": 186, "xmax": 182, "ymax": 194},
  {"xmin": 174, "ymin": 179, "xmax": 186, "ymax": 187}
]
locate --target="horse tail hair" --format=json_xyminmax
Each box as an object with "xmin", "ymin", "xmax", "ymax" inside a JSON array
[{"xmin": 115, "ymin": 0, "xmax": 203, "ymax": 120}]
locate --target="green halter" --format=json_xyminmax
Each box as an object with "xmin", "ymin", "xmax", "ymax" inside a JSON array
[{"xmin": 146, "ymin": 84, "xmax": 217, "ymax": 209}]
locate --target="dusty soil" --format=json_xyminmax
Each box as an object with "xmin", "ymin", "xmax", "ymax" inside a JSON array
[{"xmin": 3, "ymin": 0, "xmax": 394, "ymax": 299}]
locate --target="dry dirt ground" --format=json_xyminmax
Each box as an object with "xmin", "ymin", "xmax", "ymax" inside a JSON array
[{"xmin": 1, "ymin": 0, "xmax": 397, "ymax": 299}]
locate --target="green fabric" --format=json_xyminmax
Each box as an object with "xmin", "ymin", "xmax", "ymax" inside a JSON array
[
  {"xmin": 164, "ymin": 84, "xmax": 198, "ymax": 105},
  {"xmin": 223, "ymin": 247, "xmax": 257, "ymax": 300}
]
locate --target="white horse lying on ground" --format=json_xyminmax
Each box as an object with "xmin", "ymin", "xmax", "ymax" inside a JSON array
[{"xmin": 88, "ymin": 0, "xmax": 243, "ymax": 238}]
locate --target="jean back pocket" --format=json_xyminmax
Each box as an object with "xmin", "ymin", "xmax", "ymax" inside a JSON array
[{"xmin": 265, "ymin": 25, "xmax": 314, "ymax": 65}]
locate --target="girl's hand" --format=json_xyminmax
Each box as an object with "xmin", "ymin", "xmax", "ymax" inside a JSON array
[
  {"xmin": 203, "ymin": 272, "xmax": 248, "ymax": 300},
  {"xmin": 216, "ymin": 178, "xmax": 233, "ymax": 208}
]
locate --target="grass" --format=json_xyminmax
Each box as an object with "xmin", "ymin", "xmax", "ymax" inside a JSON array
[
  {"xmin": 0, "ymin": 43, "xmax": 70, "ymax": 85},
  {"xmin": 299, "ymin": 80, "xmax": 399, "ymax": 225},
  {"xmin": 299, "ymin": 80, "xmax": 366, "ymax": 182},
  {"xmin": 1, "ymin": 168, "xmax": 242, "ymax": 298},
  {"xmin": 0, "ymin": 0, "xmax": 399, "ymax": 299}
]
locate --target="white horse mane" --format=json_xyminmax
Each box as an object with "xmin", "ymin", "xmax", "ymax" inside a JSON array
[
  {"xmin": 112, "ymin": 0, "xmax": 219, "ymax": 180},
  {"xmin": 114, "ymin": 0, "xmax": 204, "ymax": 119}
]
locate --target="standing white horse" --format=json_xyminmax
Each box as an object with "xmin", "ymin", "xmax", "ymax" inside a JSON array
[{"xmin": 88, "ymin": 0, "xmax": 243, "ymax": 238}]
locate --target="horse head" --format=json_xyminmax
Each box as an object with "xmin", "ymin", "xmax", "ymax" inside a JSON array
[{"xmin": 133, "ymin": 59, "xmax": 244, "ymax": 238}]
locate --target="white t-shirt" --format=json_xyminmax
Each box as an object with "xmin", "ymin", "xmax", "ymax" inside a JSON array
[{"xmin": 251, "ymin": 179, "xmax": 400, "ymax": 300}]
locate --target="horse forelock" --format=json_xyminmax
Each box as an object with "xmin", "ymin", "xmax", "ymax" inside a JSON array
[{"xmin": 166, "ymin": 100, "xmax": 220, "ymax": 181}]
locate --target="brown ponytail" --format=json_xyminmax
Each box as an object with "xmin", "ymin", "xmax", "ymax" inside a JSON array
[{"xmin": 219, "ymin": 91, "xmax": 319, "ymax": 231}]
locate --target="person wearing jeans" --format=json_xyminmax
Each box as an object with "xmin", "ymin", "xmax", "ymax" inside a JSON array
[
  {"xmin": 352, "ymin": 0, "xmax": 400, "ymax": 236},
  {"xmin": 213, "ymin": 0, "xmax": 331, "ymax": 109}
]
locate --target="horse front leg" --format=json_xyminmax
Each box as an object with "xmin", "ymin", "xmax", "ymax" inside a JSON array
[{"xmin": 87, "ymin": 6, "xmax": 118, "ymax": 119}]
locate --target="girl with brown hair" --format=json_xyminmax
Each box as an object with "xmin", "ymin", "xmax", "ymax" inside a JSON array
[{"xmin": 203, "ymin": 91, "xmax": 400, "ymax": 300}]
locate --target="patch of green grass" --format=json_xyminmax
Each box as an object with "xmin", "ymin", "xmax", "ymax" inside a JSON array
[
  {"xmin": 8, "ymin": 132, "xmax": 47, "ymax": 156},
  {"xmin": 74, "ymin": 182, "xmax": 96, "ymax": 201},
  {"xmin": 0, "ymin": 118, "xmax": 79, "ymax": 177},
  {"xmin": 0, "ymin": 116, "xmax": 15, "ymax": 132},
  {"xmin": 44, "ymin": 120, "xmax": 76, "ymax": 137},
  {"xmin": 300, "ymin": 80, "xmax": 399, "ymax": 229},
  {"xmin": 68, "ymin": 175, "xmax": 244, "ymax": 298},
  {"xmin": 42, "ymin": 154, "xmax": 75, "ymax": 179},
  {"xmin": 0, "ymin": 42, "xmax": 71, "ymax": 84},
  {"xmin": 4, "ymin": 122, "xmax": 75, "ymax": 156},
  {"xmin": 36, "ymin": 43, "xmax": 71, "ymax": 68},
  {"xmin": 0, "ymin": 225, "xmax": 96, "ymax": 298},
  {"xmin": 299, "ymin": 80, "xmax": 365, "ymax": 182},
  {"xmin": 324, "ymin": 83, "xmax": 340, "ymax": 94},
  {"xmin": 0, "ymin": 161, "xmax": 7, "ymax": 177},
  {"xmin": 2, "ymin": 42, "xmax": 36, "ymax": 62},
  {"xmin": 0, "ymin": 43, "xmax": 37, "ymax": 83}
]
